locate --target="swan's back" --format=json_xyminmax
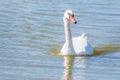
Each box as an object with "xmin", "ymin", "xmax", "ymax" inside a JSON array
[{"xmin": 73, "ymin": 33, "xmax": 93, "ymax": 55}]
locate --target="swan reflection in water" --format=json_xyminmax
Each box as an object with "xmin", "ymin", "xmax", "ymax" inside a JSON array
[
  {"xmin": 61, "ymin": 45, "xmax": 120, "ymax": 80},
  {"xmin": 62, "ymin": 56, "xmax": 75, "ymax": 80},
  {"xmin": 62, "ymin": 56, "xmax": 87, "ymax": 80}
]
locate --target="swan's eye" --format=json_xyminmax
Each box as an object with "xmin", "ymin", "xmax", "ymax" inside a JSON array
[
  {"xmin": 67, "ymin": 13, "xmax": 74, "ymax": 17},
  {"xmin": 72, "ymin": 14, "xmax": 74, "ymax": 17}
]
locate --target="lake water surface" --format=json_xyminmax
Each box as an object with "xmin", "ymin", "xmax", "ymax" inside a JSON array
[{"xmin": 0, "ymin": 0, "xmax": 120, "ymax": 80}]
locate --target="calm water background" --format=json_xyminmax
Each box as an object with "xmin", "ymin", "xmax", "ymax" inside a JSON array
[{"xmin": 0, "ymin": 0, "xmax": 120, "ymax": 80}]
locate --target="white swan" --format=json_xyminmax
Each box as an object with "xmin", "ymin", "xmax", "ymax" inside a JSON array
[{"xmin": 61, "ymin": 10, "xmax": 93, "ymax": 55}]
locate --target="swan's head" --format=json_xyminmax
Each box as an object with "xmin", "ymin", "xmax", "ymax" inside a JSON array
[{"xmin": 64, "ymin": 10, "xmax": 77, "ymax": 24}]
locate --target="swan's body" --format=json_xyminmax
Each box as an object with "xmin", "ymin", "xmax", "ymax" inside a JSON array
[{"xmin": 61, "ymin": 10, "xmax": 93, "ymax": 55}]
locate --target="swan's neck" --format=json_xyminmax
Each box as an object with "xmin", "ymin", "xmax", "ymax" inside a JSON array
[{"xmin": 64, "ymin": 19, "xmax": 73, "ymax": 47}]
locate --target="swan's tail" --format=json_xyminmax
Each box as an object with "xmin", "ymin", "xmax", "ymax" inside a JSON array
[{"xmin": 81, "ymin": 33, "xmax": 87, "ymax": 39}]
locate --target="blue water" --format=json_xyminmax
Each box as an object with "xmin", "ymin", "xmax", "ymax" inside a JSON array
[{"xmin": 0, "ymin": 0, "xmax": 120, "ymax": 80}]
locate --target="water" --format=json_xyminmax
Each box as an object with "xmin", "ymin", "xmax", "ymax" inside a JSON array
[{"xmin": 0, "ymin": 0, "xmax": 120, "ymax": 80}]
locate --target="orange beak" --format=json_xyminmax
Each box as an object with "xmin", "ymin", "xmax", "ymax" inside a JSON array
[{"xmin": 70, "ymin": 15, "xmax": 77, "ymax": 24}]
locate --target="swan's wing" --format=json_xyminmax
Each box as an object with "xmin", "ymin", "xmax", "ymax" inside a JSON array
[{"xmin": 72, "ymin": 33, "xmax": 93, "ymax": 55}]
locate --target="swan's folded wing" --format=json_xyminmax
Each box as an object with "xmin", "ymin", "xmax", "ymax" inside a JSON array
[{"xmin": 72, "ymin": 34, "xmax": 93, "ymax": 55}]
